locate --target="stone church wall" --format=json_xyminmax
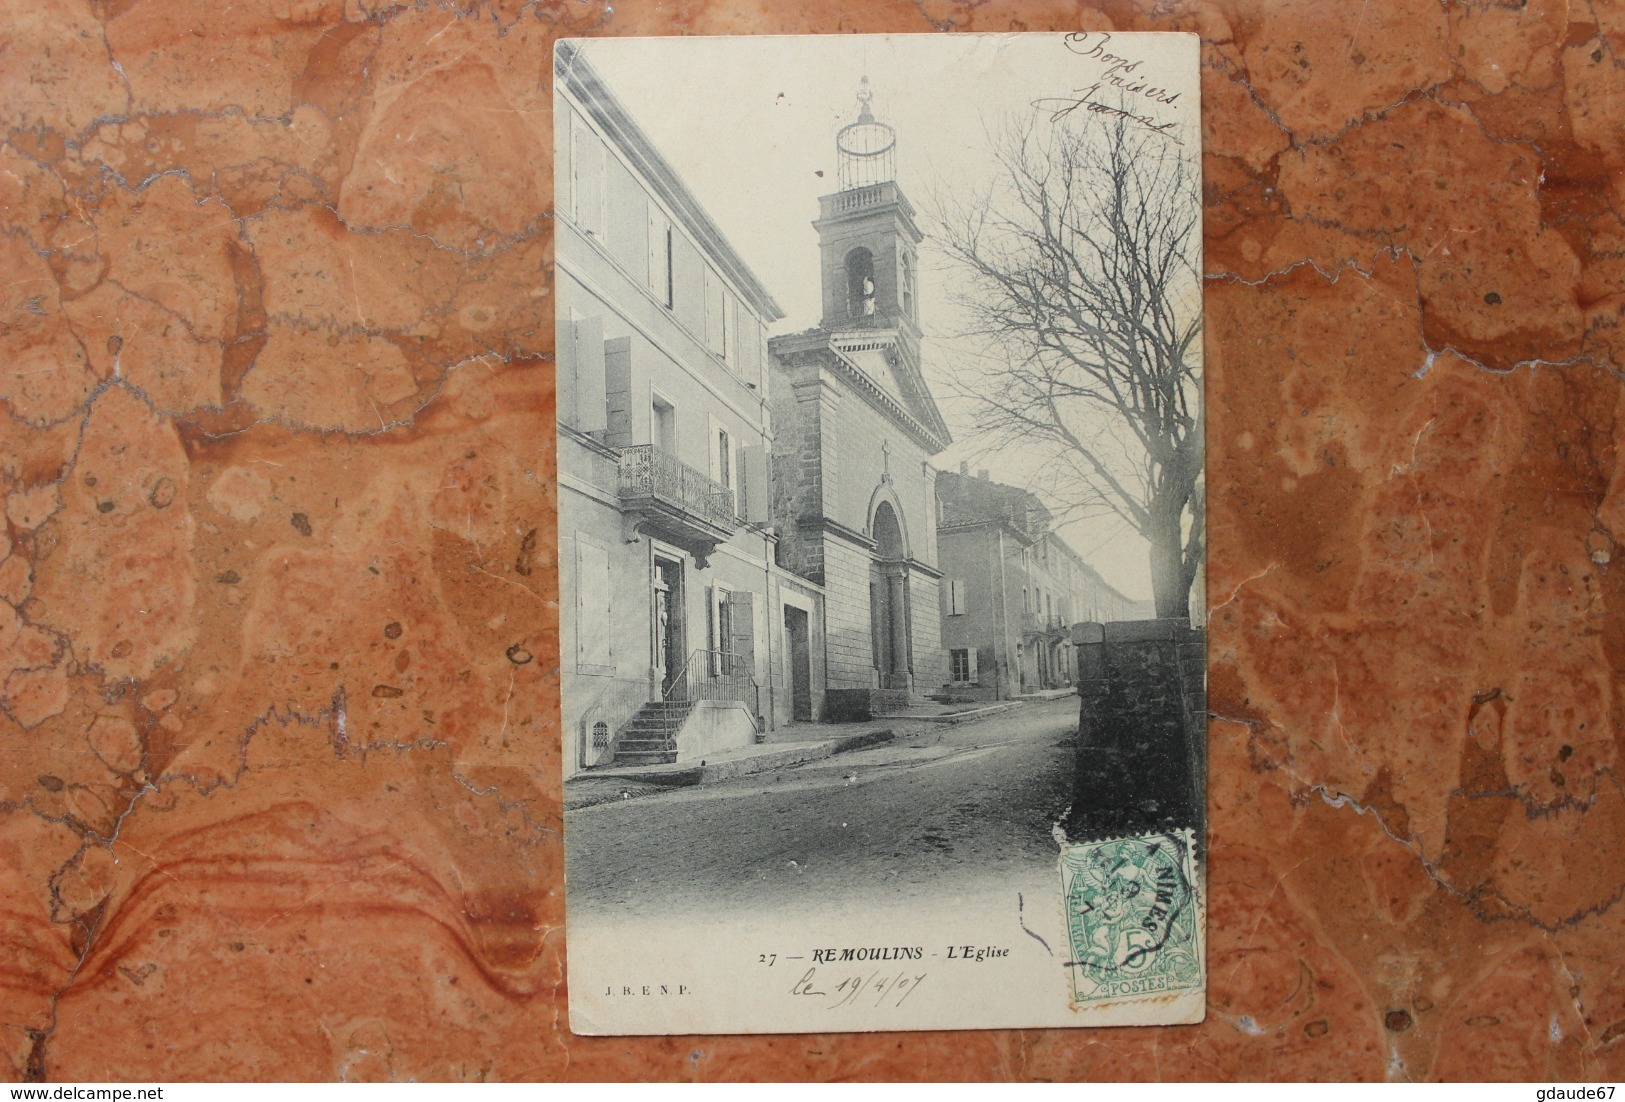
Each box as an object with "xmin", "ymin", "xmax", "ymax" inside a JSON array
[{"xmin": 821, "ymin": 536, "xmax": 878, "ymax": 690}]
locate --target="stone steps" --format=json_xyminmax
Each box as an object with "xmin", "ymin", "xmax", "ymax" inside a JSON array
[
  {"xmin": 613, "ymin": 749, "xmax": 680, "ymax": 766},
  {"xmin": 612, "ymin": 700, "xmax": 695, "ymax": 765}
]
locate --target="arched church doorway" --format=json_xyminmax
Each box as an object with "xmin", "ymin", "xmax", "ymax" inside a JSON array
[{"xmin": 869, "ymin": 500, "xmax": 911, "ymax": 690}]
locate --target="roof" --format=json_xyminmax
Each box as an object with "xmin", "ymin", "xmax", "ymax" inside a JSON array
[
  {"xmin": 770, "ymin": 327, "xmax": 952, "ymax": 454},
  {"xmin": 937, "ymin": 471, "xmax": 1144, "ymax": 610},
  {"xmin": 935, "ymin": 469, "xmax": 1051, "ymax": 543},
  {"xmin": 828, "ymin": 332, "xmax": 952, "ymax": 448},
  {"xmin": 554, "ymin": 40, "xmax": 784, "ymax": 321}
]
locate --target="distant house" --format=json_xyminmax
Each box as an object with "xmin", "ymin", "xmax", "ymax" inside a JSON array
[
  {"xmin": 555, "ymin": 44, "xmax": 824, "ymax": 775},
  {"xmin": 768, "ymin": 80, "xmax": 953, "ymax": 720},
  {"xmin": 936, "ymin": 468, "xmax": 1148, "ymax": 700}
]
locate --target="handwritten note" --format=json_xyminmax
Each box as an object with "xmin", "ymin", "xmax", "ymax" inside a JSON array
[{"xmin": 1032, "ymin": 32, "xmax": 1186, "ymax": 143}]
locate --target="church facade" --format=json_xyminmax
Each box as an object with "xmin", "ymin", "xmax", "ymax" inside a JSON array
[{"xmin": 768, "ymin": 82, "xmax": 953, "ymax": 718}]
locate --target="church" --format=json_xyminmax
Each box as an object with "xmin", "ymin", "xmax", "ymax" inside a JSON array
[{"xmin": 769, "ymin": 79, "xmax": 954, "ymax": 719}]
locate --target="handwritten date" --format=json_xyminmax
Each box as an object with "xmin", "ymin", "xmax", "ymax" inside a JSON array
[{"xmin": 790, "ymin": 966, "xmax": 926, "ymax": 1010}]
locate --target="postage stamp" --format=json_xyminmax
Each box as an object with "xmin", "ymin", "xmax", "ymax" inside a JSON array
[{"xmin": 1060, "ymin": 830, "xmax": 1203, "ymax": 1007}]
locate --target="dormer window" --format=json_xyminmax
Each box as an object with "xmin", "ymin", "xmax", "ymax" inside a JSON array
[{"xmin": 846, "ymin": 248, "xmax": 876, "ymax": 318}]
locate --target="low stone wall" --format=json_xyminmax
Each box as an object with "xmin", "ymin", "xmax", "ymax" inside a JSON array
[
  {"xmin": 1065, "ymin": 618, "xmax": 1206, "ymax": 842},
  {"xmin": 823, "ymin": 686, "xmax": 913, "ymax": 721},
  {"xmin": 673, "ymin": 700, "xmax": 760, "ymax": 763}
]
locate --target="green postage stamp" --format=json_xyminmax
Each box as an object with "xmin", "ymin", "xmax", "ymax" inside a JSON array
[{"xmin": 1060, "ymin": 830, "xmax": 1204, "ymax": 1007}]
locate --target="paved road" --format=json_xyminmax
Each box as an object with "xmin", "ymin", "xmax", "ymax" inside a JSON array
[{"xmin": 565, "ymin": 698, "xmax": 1078, "ymax": 922}]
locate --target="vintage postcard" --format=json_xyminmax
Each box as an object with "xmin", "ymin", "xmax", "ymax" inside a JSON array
[{"xmin": 554, "ymin": 33, "xmax": 1205, "ymax": 1034}]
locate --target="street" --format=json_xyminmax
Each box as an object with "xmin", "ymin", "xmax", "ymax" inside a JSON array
[{"xmin": 565, "ymin": 698, "xmax": 1078, "ymax": 922}]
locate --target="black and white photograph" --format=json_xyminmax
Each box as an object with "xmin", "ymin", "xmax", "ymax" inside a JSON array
[{"xmin": 554, "ymin": 32, "xmax": 1205, "ymax": 1034}]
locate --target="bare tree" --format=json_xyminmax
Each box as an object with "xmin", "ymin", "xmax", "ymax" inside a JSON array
[{"xmin": 934, "ymin": 106, "xmax": 1203, "ymax": 619}]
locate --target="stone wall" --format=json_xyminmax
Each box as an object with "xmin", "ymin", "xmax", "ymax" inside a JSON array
[
  {"xmin": 821, "ymin": 536, "xmax": 877, "ymax": 689},
  {"xmin": 1066, "ymin": 618, "xmax": 1206, "ymax": 842},
  {"xmin": 908, "ymin": 570, "xmax": 948, "ymax": 693}
]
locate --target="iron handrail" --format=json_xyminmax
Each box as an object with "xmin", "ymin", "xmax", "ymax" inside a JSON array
[
  {"xmin": 617, "ymin": 444, "xmax": 738, "ymax": 529},
  {"xmin": 663, "ymin": 647, "xmax": 760, "ymax": 719}
]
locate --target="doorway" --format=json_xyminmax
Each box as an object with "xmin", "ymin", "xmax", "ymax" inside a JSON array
[
  {"xmin": 784, "ymin": 605, "xmax": 813, "ymax": 722},
  {"xmin": 652, "ymin": 556, "xmax": 684, "ymax": 695}
]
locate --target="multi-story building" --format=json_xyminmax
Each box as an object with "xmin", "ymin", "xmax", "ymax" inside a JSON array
[
  {"xmin": 768, "ymin": 80, "xmax": 953, "ymax": 719},
  {"xmin": 555, "ymin": 44, "xmax": 828, "ymax": 775},
  {"xmin": 936, "ymin": 468, "xmax": 1149, "ymax": 700}
]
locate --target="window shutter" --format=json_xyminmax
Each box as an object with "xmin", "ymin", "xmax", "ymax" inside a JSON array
[
  {"xmin": 605, "ymin": 154, "xmax": 648, "ymax": 279},
  {"xmin": 704, "ymin": 268, "xmax": 726, "ymax": 356},
  {"xmin": 967, "ymin": 646, "xmax": 979, "ymax": 684},
  {"xmin": 571, "ymin": 120, "xmax": 604, "ymax": 235},
  {"xmin": 601, "ymin": 335, "xmax": 629, "ymax": 442},
  {"xmin": 648, "ymin": 213, "xmax": 672, "ymax": 304},
  {"xmin": 557, "ymin": 107, "xmax": 574, "ymax": 220},
  {"xmin": 672, "ymin": 232, "xmax": 704, "ymax": 335},
  {"xmin": 705, "ymin": 585, "xmax": 717, "ymax": 674},
  {"xmin": 556, "ymin": 313, "xmax": 577, "ymax": 430},
  {"xmin": 571, "ymin": 317, "xmax": 604, "ymax": 433},
  {"xmin": 726, "ymin": 590, "xmax": 755, "ymax": 676},
  {"xmin": 722, "ymin": 289, "xmax": 739, "ymax": 363}
]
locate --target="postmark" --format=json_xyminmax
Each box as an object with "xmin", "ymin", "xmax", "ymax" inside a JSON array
[{"xmin": 1060, "ymin": 830, "xmax": 1203, "ymax": 1008}]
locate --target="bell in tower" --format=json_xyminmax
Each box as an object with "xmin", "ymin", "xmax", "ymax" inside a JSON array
[{"xmin": 814, "ymin": 77, "xmax": 923, "ymax": 340}]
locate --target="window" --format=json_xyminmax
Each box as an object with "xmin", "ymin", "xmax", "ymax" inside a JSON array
[
  {"xmin": 652, "ymin": 392, "xmax": 676, "ymax": 454},
  {"xmin": 950, "ymin": 648, "xmax": 970, "ymax": 684},
  {"xmin": 948, "ymin": 579, "xmax": 967, "ymax": 616},
  {"xmin": 902, "ymin": 250, "xmax": 915, "ymax": 319},
  {"xmin": 1022, "ymin": 587, "xmax": 1030, "ymax": 614},
  {"xmin": 708, "ymin": 416, "xmax": 736, "ymax": 509},
  {"xmin": 846, "ymin": 248, "xmax": 876, "ymax": 318},
  {"xmin": 708, "ymin": 585, "xmax": 733, "ymax": 671}
]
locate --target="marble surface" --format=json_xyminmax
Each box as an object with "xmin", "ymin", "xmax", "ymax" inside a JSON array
[{"xmin": 1, "ymin": 0, "xmax": 1621, "ymax": 1082}]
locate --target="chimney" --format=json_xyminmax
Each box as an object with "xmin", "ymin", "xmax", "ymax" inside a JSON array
[
  {"xmin": 959, "ymin": 461, "xmax": 969, "ymax": 475},
  {"xmin": 978, "ymin": 469, "xmax": 990, "ymax": 480}
]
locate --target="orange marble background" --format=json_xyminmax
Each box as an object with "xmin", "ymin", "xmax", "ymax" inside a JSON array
[{"xmin": 0, "ymin": 0, "xmax": 1621, "ymax": 1082}]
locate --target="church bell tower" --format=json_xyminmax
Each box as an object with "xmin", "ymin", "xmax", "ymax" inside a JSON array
[{"xmin": 814, "ymin": 77, "xmax": 923, "ymax": 347}]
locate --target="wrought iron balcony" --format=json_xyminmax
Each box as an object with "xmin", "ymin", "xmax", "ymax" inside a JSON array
[{"xmin": 617, "ymin": 444, "xmax": 740, "ymax": 565}]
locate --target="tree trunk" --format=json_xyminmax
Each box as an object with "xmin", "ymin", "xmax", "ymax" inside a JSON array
[{"xmin": 1148, "ymin": 500, "xmax": 1189, "ymax": 621}]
